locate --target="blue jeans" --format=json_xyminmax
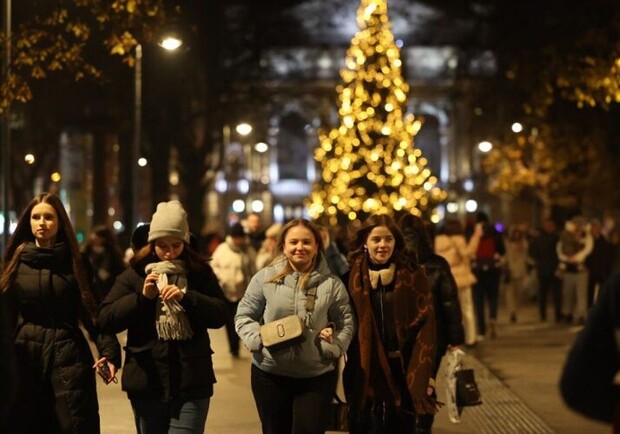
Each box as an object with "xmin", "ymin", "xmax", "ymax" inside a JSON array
[{"xmin": 131, "ymin": 397, "xmax": 210, "ymax": 434}]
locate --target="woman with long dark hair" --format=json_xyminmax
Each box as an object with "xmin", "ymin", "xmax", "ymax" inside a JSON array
[
  {"xmin": 343, "ymin": 214, "xmax": 439, "ymax": 434},
  {"xmin": 0, "ymin": 192, "xmax": 121, "ymax": 434}
]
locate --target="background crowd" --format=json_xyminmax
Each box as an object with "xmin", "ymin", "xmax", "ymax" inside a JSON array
[{"xmin": 1, "ymin": 193, "xmax": 619, "ymax": 433}]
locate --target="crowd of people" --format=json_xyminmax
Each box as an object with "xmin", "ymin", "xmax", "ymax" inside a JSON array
[{"xmin": 0, "ymin": 192, "xmax": 618, "ymax": 433}]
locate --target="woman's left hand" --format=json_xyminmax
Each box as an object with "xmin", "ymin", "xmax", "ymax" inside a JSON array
[
  {"xmin": 427, "ymin": 377, "xmax": 436, "ymax": 396},
  {"xmin": 160, "ymin": 284, "xmax": 185, "ymax": 302},
  {"xmin": 319, "ymin": 327, "xmax": 333, "ymax": 343},
  {"xmin": 93, "ymin": 357, "xmax": 118, "ymax": 384}
]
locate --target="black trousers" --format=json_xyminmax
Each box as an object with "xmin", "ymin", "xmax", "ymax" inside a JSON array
[
  {"xmin": 251, "ymin": 364, "xmax": 337, "ymax": 434},
  {"xmin": 538, "ymin": 272, "xmax": 562, "ymax": 321},
  {"xmin": 472, "ymin": 269, "xmax": 501, "ymax": 335},
  {"xmin": 349, "ymin": 358, "xmax": 416, "ymax": 434}
]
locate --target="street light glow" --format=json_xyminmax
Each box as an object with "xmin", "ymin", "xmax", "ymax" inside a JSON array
[
  {"xmin": 463, "ymin": 179, "xmax": 474, "ymax": 192},
  {"xmin": 24, "ymin": 153, "xmax": 35, "ymax": 164},
  {"xmin": 50, "ymin": 172, "xmax": 61, "ymax": 182},
  {"xmin": 511, "ymin": 122, "xmax": 523, "ymax": 133},
  {"xmin": 477, "ymin": 141, "xmax": 493, "ymax": 153},
  {"xmin": 232, "ymin": 199, "xmax": 245, "ymax": 213},
  {"xmin": 236, "ymin": 123, "xmax": 252, "ymax": 136},
  {"xmin": 255, "ymin": 142, "xmax": 268, "ymax": 153},
  {"xmin": 159, "ymin": 36, "xmax": 183, "ymax": 51},
  {"xmin": 138, "ymin": 157, "xmax": 148, "ymax": 167},
  {"xmin": 465, "ymin": 199, "xmax": 478, "ymax": 212}
]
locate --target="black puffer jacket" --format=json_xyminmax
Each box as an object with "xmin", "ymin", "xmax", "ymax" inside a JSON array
[
  {"xmin": 98, "ymin": 260, "xmax": 228, "ymax": 401},
  {"xmin": 2, "ymin": 242, "xmax": 121, "ymax": 434},
  {"xmin": 422, "ymin": 254, "xmax": 465, "ymax": 354}
]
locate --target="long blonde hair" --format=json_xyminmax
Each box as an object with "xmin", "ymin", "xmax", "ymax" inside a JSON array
[{"xmin": 266, "ymin": 219, "xmax": 324, "ymax": 290}]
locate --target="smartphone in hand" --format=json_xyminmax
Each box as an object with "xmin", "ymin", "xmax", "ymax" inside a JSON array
[{"xmin": 96, "ymin": 362, "xmax": 117, "ymax": 384}]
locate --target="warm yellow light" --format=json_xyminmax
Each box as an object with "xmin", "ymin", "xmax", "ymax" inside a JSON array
[
  {"xmin": 306, "ymin": 0, "xmax": 446, "ymax": 223},
  {"xmin": 255, "ymin": 142, "xmax": 269, "ymax": 153},
  {"xmin": 236, "ymin": 123, "xmax": 253, "ymax": 136},
  {"xmin": 50, "ymin": 172, "xmax": 61, "ymax": 182},
  {"xmin": 159, "ymin": 36, "xmax": 183, "ymax": 51},
  {"xmin": 478, "ymin": 141, "xmax": 493, "ymax": 153}
]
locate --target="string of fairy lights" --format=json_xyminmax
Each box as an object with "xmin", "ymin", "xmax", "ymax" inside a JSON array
[{"xmin": 307, "ymin": 0, "xmax": 446, "ymax": 225}]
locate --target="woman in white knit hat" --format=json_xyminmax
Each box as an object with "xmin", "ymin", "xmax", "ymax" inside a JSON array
[{"xmin": 98, "ymin": 200, "xmax": 229, "ymax": 434}]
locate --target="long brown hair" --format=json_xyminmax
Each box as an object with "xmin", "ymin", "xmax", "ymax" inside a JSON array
[
  {"xmin": 266, "ymin": 219, "xmax": 324, "ymax": 290},
  {"xmin": 0, "ymin": 192, "xmax": 98, "ymax": 322},
  {"xmin": 347, "ymin": 214, "xmax": 405, "ymax": 263}
]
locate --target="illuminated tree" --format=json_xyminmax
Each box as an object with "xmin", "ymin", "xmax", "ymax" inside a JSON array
[
  {"xmin": 481, "ymin": 119, "xmax": 607, "ymax": 213},
  {"xmin": 307, "ymin": 0, "xmax": 445, "ymax": 226},
  {"xmin": 0, "ymin": 0, "xmax": 165, "ymax": 114}
]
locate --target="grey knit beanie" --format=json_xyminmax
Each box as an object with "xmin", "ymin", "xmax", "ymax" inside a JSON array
[{"xmin": 148, "ymin": 200, "xmax": 190, "ymax": 243}]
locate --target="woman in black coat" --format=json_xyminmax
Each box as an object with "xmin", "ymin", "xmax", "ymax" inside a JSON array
[
  {"xmin": 98, "ymin": 201, "xmax": 229, "ymax": 434},
  {"xmin": 0, "ymin": 192, "xmax": 121, "ymax": 434},
  {"xmin": 398, "ymin": 214, "xmax": 465, "ymax": 434}
]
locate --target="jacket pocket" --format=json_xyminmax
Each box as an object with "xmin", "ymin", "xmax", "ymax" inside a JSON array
[
  {"xmin": 122, "ymin": 344, "xmax": 162, "ymax": 394},
  {"xmin": 178, "ymin": 341, "xmax": 216, "ymax": 391}
]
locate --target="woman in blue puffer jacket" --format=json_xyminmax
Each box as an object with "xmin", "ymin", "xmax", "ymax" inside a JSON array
[{"xmin": 235, "ymin": 218, "xmax": 355, "ymax": 434}]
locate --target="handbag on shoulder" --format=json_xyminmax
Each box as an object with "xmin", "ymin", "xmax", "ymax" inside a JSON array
[{"xmin": 259, "ymin": 286, "xmax": 317, "ymax": 351}]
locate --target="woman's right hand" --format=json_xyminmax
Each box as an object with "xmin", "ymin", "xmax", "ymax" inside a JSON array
[
  {"xmin": 143, "ymin": 272, "xmax": 159, "ymax": 300},
  {"xmin": 319, "ymin": 327, "xmax": 334, "ymax": 343}
]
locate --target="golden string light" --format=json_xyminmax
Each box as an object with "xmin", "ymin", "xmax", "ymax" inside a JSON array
[{"xmin": 307, "ymin": 0, "xmax": 446, "ymax": 225}]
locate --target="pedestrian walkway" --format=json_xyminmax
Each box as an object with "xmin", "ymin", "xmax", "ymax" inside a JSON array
[
  {"xmin": 445, "ymin": 354, "xmax": 554, "ymax": 433},
  {"xmin": 430, "ymin": 302, "xmax": 609, "ymax": 434},
  {"xmin": 98, "ymin": 301, "xmax": 611, "ymax": 433}
]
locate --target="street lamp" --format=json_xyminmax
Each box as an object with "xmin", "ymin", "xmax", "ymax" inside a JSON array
[{"xmin": 131, "ymin": 35, "xmax": 182, "ymax": 231}]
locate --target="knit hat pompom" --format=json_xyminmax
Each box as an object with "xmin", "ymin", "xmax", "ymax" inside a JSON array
[{"xmin": 148, "ymin": 200, "xmax": 190, "ymax": 243}]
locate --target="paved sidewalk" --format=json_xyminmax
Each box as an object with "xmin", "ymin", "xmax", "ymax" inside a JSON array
[
  {"xmin": 429, "ymin": 302, "xmax": 609, "ymax": 434},
  {"xmin": 99, "ymin": 301, "xmax": 611, "ymax": 433}
]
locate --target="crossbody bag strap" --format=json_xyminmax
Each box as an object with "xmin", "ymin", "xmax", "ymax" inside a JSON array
[{"xmin": 304, "ymin": 285, "xmax": 318, "ymax": 314}]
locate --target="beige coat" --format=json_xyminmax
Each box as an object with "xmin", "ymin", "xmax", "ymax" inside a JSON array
[{"xmin": 435, "ymin": 234, "xmax": 479, "ymax": 288}]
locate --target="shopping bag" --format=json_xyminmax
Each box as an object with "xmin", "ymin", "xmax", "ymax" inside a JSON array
[
  {"xmin": 445, "ymin": 348, "xmax": 464, "ymax": 423},
  {"xmin": 455, "ymin": 368, "xmax": 482, "ymax": 408}
]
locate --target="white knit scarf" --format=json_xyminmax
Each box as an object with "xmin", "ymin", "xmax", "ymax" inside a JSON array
[{"xmin": 145, "ymin": 260, "xmax": 194, "ymax": 341}]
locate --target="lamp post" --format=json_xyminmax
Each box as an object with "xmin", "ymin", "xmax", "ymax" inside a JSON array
[
  {"xmin": 131, "ymin": 43, "xmax": 142, "ymax": 231},
  {"xmin": 1, "ymin": 0, "xmax": 11, "ymax": 255},
  {"xmin": 131, "ymin": 36, "xmax": 182, "ymax": 231}
]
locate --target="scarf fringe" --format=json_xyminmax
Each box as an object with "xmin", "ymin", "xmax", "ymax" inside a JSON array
[
  {"xmin": 156, "ymin": 302, "xmax": 194, "ymax": 341},
  {"xmin": 147, "ymin": 260, "xmax": 194, "ymax": 341}
]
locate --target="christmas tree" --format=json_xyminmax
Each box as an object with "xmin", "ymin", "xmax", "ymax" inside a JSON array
[{"xmin": 307, "ymin": 0, "xmax": 446, "ymax": 226}]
